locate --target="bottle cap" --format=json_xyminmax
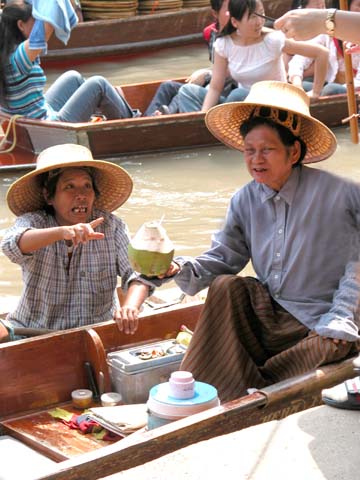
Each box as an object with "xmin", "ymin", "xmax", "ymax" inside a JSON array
[{"xmin": 169, "ymin": 371, "xmax": 195, "ymax": 399}]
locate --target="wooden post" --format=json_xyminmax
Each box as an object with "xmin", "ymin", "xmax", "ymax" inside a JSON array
[{"xmin": 339, "ymin": 0, "xmax": 359, "ymax": 143}]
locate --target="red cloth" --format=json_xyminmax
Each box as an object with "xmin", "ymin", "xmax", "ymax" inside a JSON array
[
  {"xmin": 62, "ymin": 413, "xmax": 120, "ymax": 441},
  {"xmin": 203, "ymin": 22, "xmax": 217, "ymax": 43}
]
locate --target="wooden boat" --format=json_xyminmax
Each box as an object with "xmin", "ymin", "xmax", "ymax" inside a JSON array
[
  {"xmin": 44, "ymin": 1, "xmax": 291, "ymax": 66},
  {"xmin": 0, "ymin": 78, "xmax": 358, "ymax": 171},
  {"xmin": 0, "ymin": 300, "xmax": 358, "ymax": 479},
  {"xmin": 45, "ymin": 7, "xmax": 214, "ymax": 67}
]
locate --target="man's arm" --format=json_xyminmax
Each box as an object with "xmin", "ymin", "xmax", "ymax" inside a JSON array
[{"xmin": 315, "ymin": 261, "xmax": 360, "ymax": 342}]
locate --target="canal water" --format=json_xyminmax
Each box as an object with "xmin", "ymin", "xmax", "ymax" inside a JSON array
[{"xmin": 0, "ymin": 45, "xmax": 359, "ymax": 302}]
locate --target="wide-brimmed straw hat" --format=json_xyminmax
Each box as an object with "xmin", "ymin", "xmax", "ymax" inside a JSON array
[
  {"xmin": 205, "ymin": 81, "xmax": 337, "ymax": 163},
  {"xmin": 6, "ymin": 144, "xmax": 133, "ymax": 216}
]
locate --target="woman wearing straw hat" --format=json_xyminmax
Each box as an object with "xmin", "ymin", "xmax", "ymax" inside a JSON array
[
  {"xmin": 163, "ymin": 80, "xmax": 360, "ymax": 402},
  {"xmin": 0, "ymin": 144, "xmax": 153, "ymax": 341}
]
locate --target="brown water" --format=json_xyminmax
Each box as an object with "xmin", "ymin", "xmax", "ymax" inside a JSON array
[{"xmin": 0, "ymin": 45, "xmax": 359, "ymax": 301}]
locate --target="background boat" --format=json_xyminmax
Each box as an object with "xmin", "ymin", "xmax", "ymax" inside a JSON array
[
  {"xmin": 0, "ymin": 79, "xmax": 358, "ymax": 170},
  {"xmin": 44, "ymin": 0, "xmax": 292, "ymax": 66}
]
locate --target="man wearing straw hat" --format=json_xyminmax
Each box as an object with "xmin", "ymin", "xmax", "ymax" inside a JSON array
[
  {"xmin": 0, "ymin": 144, "xmax": 154, "ymax": 341},
  {"xmin": 163, "ymin": 80, "xmax": 360, "ymax": 402}
]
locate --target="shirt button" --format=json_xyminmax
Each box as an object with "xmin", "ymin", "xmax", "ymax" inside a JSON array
[
  {"xmin": 80, "ymin": 271, "xmax": 86, "ymax": 277},
  {"xmin": 275, "ymin": 196, "xmax": 280, "ymax": 201},
  {"xmin": 278, "ymin": 229, "xmax": 283, "ymax": 234},
  {"xmin": 276, "ymin": 252, "xmax": 281, "ymax": 257},
  {"xmin": 274, "ymin": 274, "xmax": 279, "ymax": 279},
  {"xmin": 275, "ymin": 293, "xmax": 280, "ymax": 298}
]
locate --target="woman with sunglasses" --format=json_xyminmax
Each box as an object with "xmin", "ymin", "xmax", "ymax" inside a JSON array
[{"xmin": 177, "ymin": 0, "xmax": 329, "ymax": 113}]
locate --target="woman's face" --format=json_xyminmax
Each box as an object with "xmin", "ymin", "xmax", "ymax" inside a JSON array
[
  {"xmin": 243, "ymin": 124, "xmax": 300, "ymax": 191},
  {"xmin": 17, "ymin": 17, "xmax": 35, "ymax": 39},
  {"xmin": 217, "ymin": 0, "xmax": 230, "ymax": 31},
  {"xmin": 231, "ymin": 1, "xmax": 265, "ymax": 40},
  {"xmin": 350, "ymin": 0, "xmax": 360, "ymax": 12},
  {"xmin": 45, "ymin": 168, "xmax": 96, "ymax": 226}
]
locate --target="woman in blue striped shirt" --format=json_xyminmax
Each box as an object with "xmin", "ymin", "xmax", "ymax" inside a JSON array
[{"xmin": 0, "ymin": 0, "xmax": 137, "ymax": 122}]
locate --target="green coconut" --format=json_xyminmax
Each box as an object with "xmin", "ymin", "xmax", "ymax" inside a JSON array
[
  {"xmin": 128, "ymin": 220, "xmax": 175, "ymax": 277},
  {"xmin": 128, "ymin": 245, "xmax": 174, "ymax": 277}
]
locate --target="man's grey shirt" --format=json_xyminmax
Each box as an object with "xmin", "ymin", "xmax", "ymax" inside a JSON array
[{"xmin": 175, "ymin": 166, "xmax": 360, "ymax": 341}]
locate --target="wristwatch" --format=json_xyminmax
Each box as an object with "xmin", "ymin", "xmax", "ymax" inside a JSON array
[{"xmin": 325, "ymin": 8, "xmax": 337, "ymax": 37}]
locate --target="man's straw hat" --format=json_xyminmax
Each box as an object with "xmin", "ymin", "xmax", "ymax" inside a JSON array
[
  {"xmin": 6, "ymin": 144, "xmax": 133, "ymax": 216},
  {"xmin": 205, "ymin": 81, "xmax": 337, "ymax": 163}
]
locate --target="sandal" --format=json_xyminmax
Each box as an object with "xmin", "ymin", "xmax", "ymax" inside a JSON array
[{"xmin": 322, "ymin": 376, "xmax": 360, "ymax": 410}]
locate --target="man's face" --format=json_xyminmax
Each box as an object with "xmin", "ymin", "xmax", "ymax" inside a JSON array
[{"xmin": 243, "ymin": 125, "xmax": 300, "ymax": 191}]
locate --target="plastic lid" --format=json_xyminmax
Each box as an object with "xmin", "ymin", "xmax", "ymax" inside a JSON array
[{"xmin": 147, "ymin": 381, "xmax": 219, "ymax": 418}]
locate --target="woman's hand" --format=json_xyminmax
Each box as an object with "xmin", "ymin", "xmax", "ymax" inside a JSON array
[
  {"xmin": 114, "ymin": 306, "xmax": 140, "ymax": 335},
  {"xmin": 114, "ymin": 281, "xmax": 149, "ymax": 334},
  {"xmin": 345, "ymin": 42, "xmax": 360, "ymax": 54},
  {"xmin": 62, "ymin": 217, "xmax": 104, "ymax": 246}
]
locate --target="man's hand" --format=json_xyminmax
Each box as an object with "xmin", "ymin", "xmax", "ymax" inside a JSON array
[
  {"xmin": 158, "ymin": 261, "xmax": 181, "ymax": 279},
  {"xmin": 62, "ymin": 217, "xmax": 104, "ymax": 247},
  {"xmin": 274, "ymin": 9, "xmax": 327, "ymax": 41},
  {"xmin": 329, "ymin": 337, "xmax": 349, "ymax": 346}
]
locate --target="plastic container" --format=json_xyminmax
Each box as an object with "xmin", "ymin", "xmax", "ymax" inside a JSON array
[
  {"xmin": 107, "ymin": 339, "xmax": 186, "ymax": 404},
  {"xmin": 169, "ymin": 371, "xmax": 195, "ymax": 399},
  {"xmin": 101, "ymin": 392, "xmax": 122, "ymax": 407},
  {"xmin": 71, "ymin": 389, "xmax": 93, "ymax": 409},
  {"xmin": 147, "ymin": 377, "xmax": 220, "ymax": 430}
]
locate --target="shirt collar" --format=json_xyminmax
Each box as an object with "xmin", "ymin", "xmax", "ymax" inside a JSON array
[{"xmin": 257, "ymin": 166, "xmax": 301, "ymax": 205}]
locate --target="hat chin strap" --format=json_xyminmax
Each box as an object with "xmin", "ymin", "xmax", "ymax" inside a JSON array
[{"xmin": 252, "ymin": 106, "xmax": 302, "ymax": 137}]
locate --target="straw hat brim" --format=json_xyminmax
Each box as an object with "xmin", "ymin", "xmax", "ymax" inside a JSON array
[
  {"xmin": 7, "ymin": 159, "xmax": 133, "ymax": 216},
  {"xmin": 205, "ymin": 101, "xmax": 337, "ymax": 164}
]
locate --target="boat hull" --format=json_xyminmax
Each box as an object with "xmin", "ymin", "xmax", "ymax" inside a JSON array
[
  {"xmin": 45, "ymin": 1, "xmax": 292, "ymax": 65},
  {"xmin": 0, "ymin": 79, "xmax": 357, "ymax": 170}
]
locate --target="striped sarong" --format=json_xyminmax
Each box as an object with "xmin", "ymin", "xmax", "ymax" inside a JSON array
[{"xmin": 181, "ymin": 275, "xmax": 359, "ymax": 402}]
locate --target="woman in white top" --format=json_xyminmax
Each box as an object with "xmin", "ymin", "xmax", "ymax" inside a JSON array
[
  {"xmin": 178, "ymin": 0, "xmax": 329, "ymax": 112},
  {"xmin": 287, "ymin": 0, "xmax": 360, "ymax": 96}
]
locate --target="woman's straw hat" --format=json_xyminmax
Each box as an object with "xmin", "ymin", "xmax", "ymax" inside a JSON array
[
  {"xmin": 6, "ymin": 144, "xmax": 133, "ymax": 216},
  {"xmin": 205, "ymin": 81, "xmax": 337, "ymax": 163}
]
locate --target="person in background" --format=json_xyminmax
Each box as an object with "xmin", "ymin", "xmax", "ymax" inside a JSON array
[
  {"xmin": 0, "ymin": 0, "xmax": 137, "ymax": 122},
  {"xmin": 282, "ymin": 0, "xmax": 326, "ymax": 72},
  {"xmin": 161, "ymin": 80, "xmax": 360, "ymax": 403},
  {"xmin": 287, "ymin": 0, "xmax": 360, "ymax": 96},
  {"xmin": 177, "ymin": 0, "xmax": 329, "ymax": 113},
  {"xmin": 0, "ymin": 144, "xmax": 155, "ymax": 342},
  {"xmin": 143, "ymin": 0, "xmax": 230, "ymax": 116}
]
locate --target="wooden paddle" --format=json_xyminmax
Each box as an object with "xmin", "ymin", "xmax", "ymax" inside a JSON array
[{"xmin": 339, "ymin": 0, "xmax": 359, "ymax": 143}]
